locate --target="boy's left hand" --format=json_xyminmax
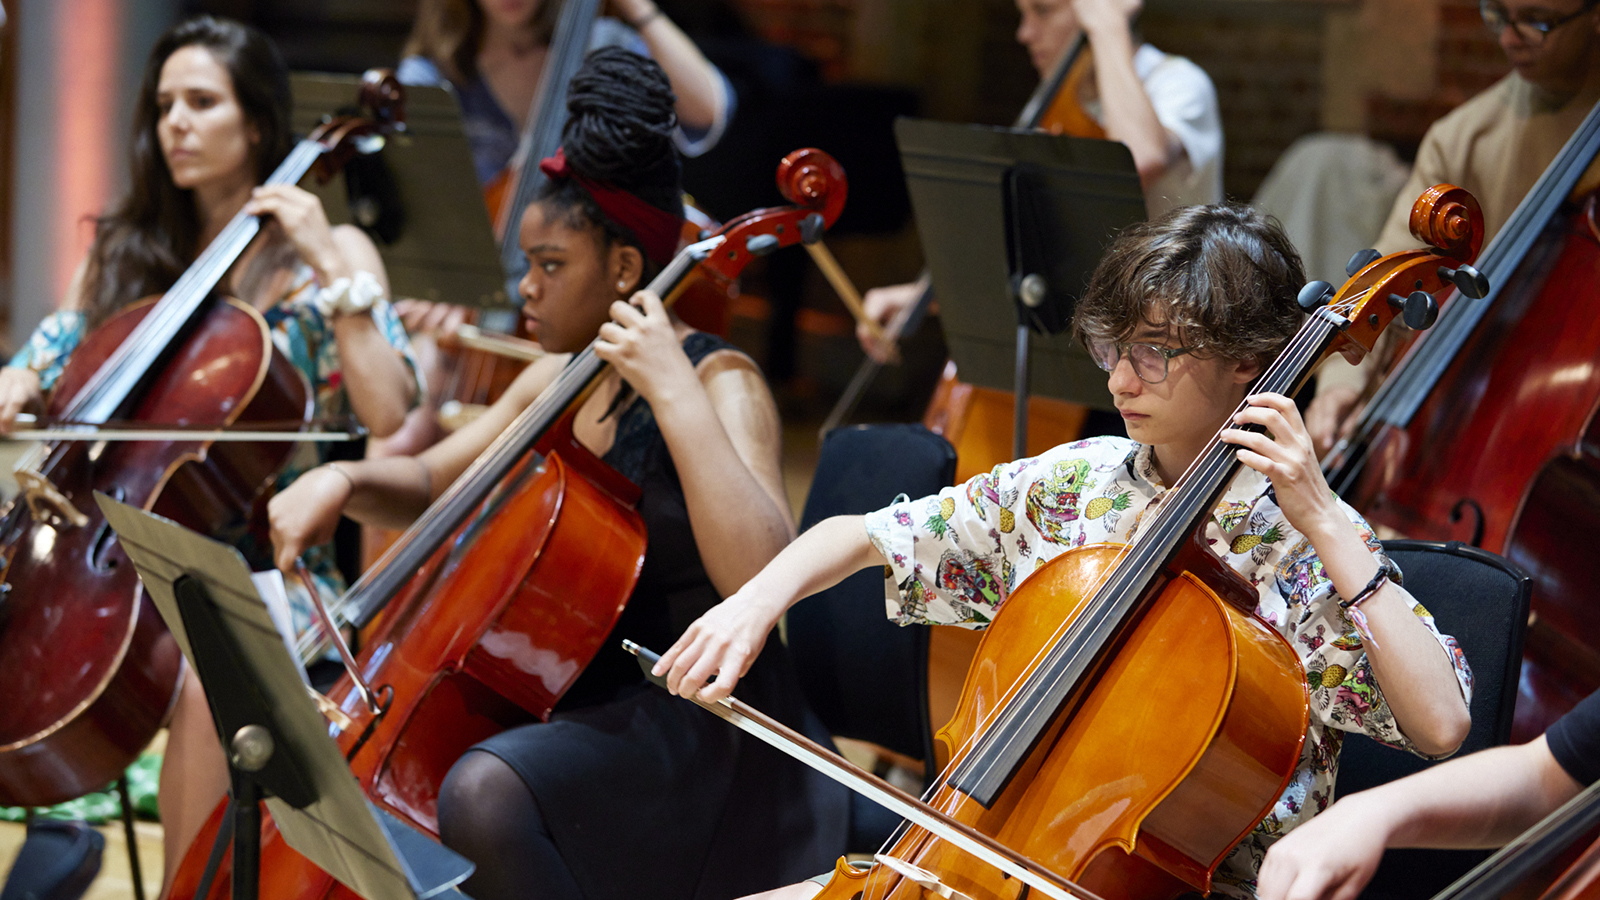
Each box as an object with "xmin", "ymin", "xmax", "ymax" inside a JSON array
[
  {"xmin": 594, "ymin": 290, "xmax": 697, "ymax": 406},
  {"xmin": 1221, "ymin": 393, "xmax": 1343, "ymax": 536}
]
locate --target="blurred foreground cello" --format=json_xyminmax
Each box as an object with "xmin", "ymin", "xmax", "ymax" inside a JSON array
[
  {"xmin": 1323, "ymin": 99, "xmax": 1600, "ymax": 740},
  {"xmin": 654, "ymin": 186, "xmax": 1485, "ymax": 900},
  {"xmin": 0, "ymin": 72, "xmax": 403, "ymax": 808},
  {"xmin": 166, "ymin": 149, "xmax": 847, "ymax": 900}
]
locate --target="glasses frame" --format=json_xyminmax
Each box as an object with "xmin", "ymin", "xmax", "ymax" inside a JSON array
[
  {"xmin": 1089, "ymin": 340, "xmax": 1198, "ymax": 384},
  {"xmin": 1480, "ymin": 0, "xmax": 1600, "ymax": 45}
]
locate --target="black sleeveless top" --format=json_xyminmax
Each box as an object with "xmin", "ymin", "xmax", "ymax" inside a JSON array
[
  {"xmin": 473, "ymin": 331, "xmax": 849, "ymax": 899},
  {"xmin": 558, "ymin": 331, "xmax": 736, "ymax": 709}
]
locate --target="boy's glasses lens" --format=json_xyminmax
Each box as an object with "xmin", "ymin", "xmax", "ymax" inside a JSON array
[{"xmin": 1089, "ymin": 341, "xmax": 1176, "ymax": 383}]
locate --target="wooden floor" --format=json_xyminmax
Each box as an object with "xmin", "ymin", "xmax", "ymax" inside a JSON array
[{"xmin": 0, "ymin": 795, "xmax": 165, "ymax": 900}]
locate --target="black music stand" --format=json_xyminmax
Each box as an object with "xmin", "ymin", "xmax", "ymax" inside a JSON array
[
  {"xmin": 93, "ymin": 494, "xmax": 475, "ymax": 900},
  {"xmin": 291, "ymin": 73, "xmax": 512, "ymax": 321},
  {"xmin": 895, "ymin": 118, "xmax": 1145, "ymax": 457}
]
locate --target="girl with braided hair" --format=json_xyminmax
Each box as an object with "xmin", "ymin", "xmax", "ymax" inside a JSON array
[{"xmin": 269, "ymin": 48, "xmax": 847, "ymax": 900}]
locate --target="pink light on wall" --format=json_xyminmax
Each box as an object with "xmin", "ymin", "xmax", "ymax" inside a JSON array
[{"xmin": 50, "ymin": 0, "xmax": 118, "ymax": 304}]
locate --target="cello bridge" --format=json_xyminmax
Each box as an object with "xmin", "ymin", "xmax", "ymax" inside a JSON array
[
  {"xmin": 874, "ymin": 854, "xmax": 978, "ymax": 900},
  {"xmin": 15, "ymin": 469, "xmax": 90, "ymax": 528}
]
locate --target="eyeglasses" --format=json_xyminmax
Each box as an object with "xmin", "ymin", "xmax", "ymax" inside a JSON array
[
  {"xmin": 1088, "ymin": 340, "xmax": 1197, "ymax": 384},
  {"xmin": 1480, "ymin": 0, "xmax": 1599, "ymax": 45}
]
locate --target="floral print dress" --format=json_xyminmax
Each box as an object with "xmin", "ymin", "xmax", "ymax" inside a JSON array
[
  {"xmin": 7, "ymin": 264, "xmax": 421, "ymax": 641},
  {"xmin": 863, "ymin": 435, "xmax": 1474, "ymax": 898}
]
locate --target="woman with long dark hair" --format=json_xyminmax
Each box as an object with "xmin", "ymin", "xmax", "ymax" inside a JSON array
[
  {"xmin": 271, "ymin": 48, "xmax": 847, "ymax": 900},
  {"xmin": 0, "ymin": 16, "xmax": 420, "ymax": 894}
]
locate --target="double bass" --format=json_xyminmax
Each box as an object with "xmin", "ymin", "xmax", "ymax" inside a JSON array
[
  {"xmin": 1324, "ymin": 99, "xmax": 1600, "ymax": 739},
  {"xmin": 651, "ymin": 187, "xmax": 1485, "ymax": 900},
  {"xmin": 166, "ymin": 149, "xmax": 848, "ymax": 900},
  {"xmin": 0, "ymin": 73, "xmax": 405, "ymax": 808}
]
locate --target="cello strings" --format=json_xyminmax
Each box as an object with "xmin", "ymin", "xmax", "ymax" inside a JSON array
[{"xmin": 62, "ymin": 141, "xmax": 323, "ymax": 426}]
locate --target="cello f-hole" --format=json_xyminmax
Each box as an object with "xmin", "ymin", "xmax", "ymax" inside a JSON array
[{"xmin": 1450, "ymin": 497, "xmax": 1487, "ymax": 546}]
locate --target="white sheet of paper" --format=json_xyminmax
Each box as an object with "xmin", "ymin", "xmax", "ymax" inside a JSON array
[{"xmin": 251, "ymin": 569, "xmax": 311, "ymax": 687}]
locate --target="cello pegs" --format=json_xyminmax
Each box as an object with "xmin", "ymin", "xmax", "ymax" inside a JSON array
[
  {"xmin": 745, "ymin": 234, "xmax": 781, "ymax": 256},
  {"xmin": 1346, "ymin": 248, "xmax": 1382, "ymax": 278},
  {"xmin": 1297, "ymin": 280, "xmax": 1335, "ymax": 311},
  {"xmin": 1438, "ymin": 263, "xmax": 1490, "ymax": 300},
  {"xmin": 1404, "ymin": 290, "xmax": 1440, "ymax": 330},
  {"xmin": 799, "ymin": 212, "xmax": 826, "ymax": 245}
]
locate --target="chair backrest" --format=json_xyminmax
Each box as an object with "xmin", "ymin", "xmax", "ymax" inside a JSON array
[
  {"xmin": 1335, "ymin": 539, "xmax": 1532, "ymax": 900},
  {"xmin": 786, "ymin": 424, "xmax": 957, "ymax": 775}
]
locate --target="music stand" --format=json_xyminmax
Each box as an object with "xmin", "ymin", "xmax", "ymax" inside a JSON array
[
  {"xmin": 93, "ymin": 494, "xmax": 474, "ymax": 900},
  {"xmin": 895, "ymin": 118, "xmax": 1146, "ymax": 458},
  {"xmin": 292, "ymin": 73, "xmax": 512, "ymax": 320}
]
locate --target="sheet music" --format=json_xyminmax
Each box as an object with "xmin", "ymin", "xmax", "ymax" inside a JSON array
[{"xmin": 95, "ymin": 495, "xmax": 474, "ymax": 900}]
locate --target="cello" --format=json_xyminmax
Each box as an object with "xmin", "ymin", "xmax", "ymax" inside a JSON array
[
  {"xmin": 164, "ymin": 148, "xmax": 847, "ymax": 900},
  {"xmin": 646, "ymin": 186, "xmax": 1485, "ymax": 900},
  {"xmin": 0, "ymin": 72, "xmax": 405, "ymax": 809},
  {"xmin": 1323, "ymin": 99, "xmax": 1600, "ymax": 740}
]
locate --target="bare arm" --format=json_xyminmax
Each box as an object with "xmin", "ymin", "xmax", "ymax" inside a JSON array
[
  {"xmin": 268, "ymin": 354, "xmax": 565, "ymax": 570},
  {"xmin": 1257, "ymin": 737, "xmax": 1582, "ymax": 900},
  {"xmin": 595, "ymin": 291, "xmax": 793, "ymax": 595},
  {"xmin": 324, "ymin": 225, "xmax": 417, "ymax": 438},
  {"xmin": 611, "ymin": 0, "xmax": 726, "ymax": 134},
  {"xmin": 1223, "ymin": 393, "xmax": 1470, "ymax": 757},
  {"xmin": 654, "ymin": 514, "xmax": 885, "ymax": 701},
  {"xmin": 1074, "ymin": 0, "xmax": 1183, "ymax": 188},
  {"xmin": 244, "ymin": 186, "xmax": 416, "ymax": 437}
]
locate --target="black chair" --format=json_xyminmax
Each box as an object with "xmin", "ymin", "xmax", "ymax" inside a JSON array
[
  {"xmin": 785, "ymin": 424, "xmax": 957, "ymax": 851},
  {"xmin": 1334, "ymin": 539, "xmax": 1532, "ymax": 900}
]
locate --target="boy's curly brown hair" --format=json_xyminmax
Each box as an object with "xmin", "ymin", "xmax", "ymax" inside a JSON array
[{"xmin": 1071, "ymin": 204, "xmax": 1307, "ymax": 366}]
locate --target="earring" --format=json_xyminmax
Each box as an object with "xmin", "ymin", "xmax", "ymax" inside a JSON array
[{"xmin": 617, "ymin": 281, "xmax": 628, "ymax": 291}]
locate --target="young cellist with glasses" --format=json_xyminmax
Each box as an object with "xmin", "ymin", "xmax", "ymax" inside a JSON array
[{"xmin": 658, "ymin": 205, "xmax": 1475, "ymax": 900}]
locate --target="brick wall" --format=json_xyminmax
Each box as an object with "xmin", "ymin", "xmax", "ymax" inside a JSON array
[
  {"xmin": 1366, "ymin": 0, "xmax": 1508, "ymax": 157},
  {"xmin": 731, "ymin": 0, "xmax": 858, "ymax": 81},
  {"xmin": 1141, "ymin": 1, "xmax": 1331, "ymax": 201}
]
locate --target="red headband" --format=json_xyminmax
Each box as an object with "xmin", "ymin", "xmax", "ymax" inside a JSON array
[{"xmin": 538, "ymin": 148, "xmax": 684, "ymax": 266}]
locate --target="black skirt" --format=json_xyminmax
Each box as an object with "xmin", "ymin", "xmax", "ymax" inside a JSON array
[{"xmin": 473, "ymin": 642, "xmax": 850, "ymax": 900}]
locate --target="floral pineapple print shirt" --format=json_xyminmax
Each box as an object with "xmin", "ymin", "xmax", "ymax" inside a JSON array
[{"xmin": 863, "ymin": 435, "xmax": 1474, "ymax": 898}]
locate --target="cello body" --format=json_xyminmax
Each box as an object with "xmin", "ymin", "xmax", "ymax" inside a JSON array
[
  {"xmin": 856, "ymin": 540, "xmax": 1307, "ymax": 900},
  {"xmin": 0, "ymin": 297, "xmax": 310, "ymax": 806},
  {"xmin": 168, "ymin": 439, "xmax": 648, "ymax": 900},
  {"xmin": 1343, "ymin": 190, "xmax": 1600, "ymax": 739}
]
